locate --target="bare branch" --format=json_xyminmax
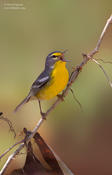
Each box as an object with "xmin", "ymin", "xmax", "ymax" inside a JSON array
[
  {"xmin": 0, "ymin": 113, "xmax": 16, "ymax": 137},
  {"xmin": 0, "ymin": 14, "xmax": 112, "ymax": 175},
  {"xmin": 92, "ymin": 58, "xmax": 112, "ymax": 87},
  {"xmin": 70, "ymin": 88, "xmax": 83, "ymax": 110},
  {"xmin": 0, "ymin": 140, "xmax": 23, "ymax": 160},
  {"xmin": 0, "ymin": 143, "xmax": 25, "ymax": 175},
  {"xmin": 98, "ymin": 58, "xmax": 112, "ymax": 64},
  {"xmin": 89, "ymin": 14, "xmax": 112, "ymax": 57}
]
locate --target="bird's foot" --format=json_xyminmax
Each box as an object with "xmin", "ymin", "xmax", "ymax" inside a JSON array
[
  {"xmin": 41, "ymin": 112, "xmax": 46, "ymax": 120},
  {"xmin": 57, "ymin": 94, "xmax": 64, "ymax": 101},
  {"xmin": 0, "ymin": 112, "xmax": 3, "ymax": 116}
]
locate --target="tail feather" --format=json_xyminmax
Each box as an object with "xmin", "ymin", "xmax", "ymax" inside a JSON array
[{"xmin": 14, "ymin": 95, "xmax": 31, "ymax": 112}]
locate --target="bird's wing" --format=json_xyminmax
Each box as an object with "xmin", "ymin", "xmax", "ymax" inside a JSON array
[
  {"xmin": 14, "ymin": 71, "xmax": 50, "ymax": 112},
  {"xmin": 30, "ymin": 71, "xmax": 50, "ymax": 96}
]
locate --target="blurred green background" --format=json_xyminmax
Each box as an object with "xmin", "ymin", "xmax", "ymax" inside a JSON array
[{"xmin": 0, "ymin": 0, "xmax": 112, "ymax": 174}]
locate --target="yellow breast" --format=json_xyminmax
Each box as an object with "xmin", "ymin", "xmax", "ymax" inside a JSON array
[{"xmin": 36, "ymin": 61, "xmax": 69, "ymax": 100}]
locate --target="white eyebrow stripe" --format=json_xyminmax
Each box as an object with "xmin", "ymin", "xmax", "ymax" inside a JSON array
[
  {"xmin": 38, "ymin": 76, "xmax": 49, "ymax": 82},
  {"xmin": 53, "ymin": 57, "xmax": 57, "ymax": 60}
]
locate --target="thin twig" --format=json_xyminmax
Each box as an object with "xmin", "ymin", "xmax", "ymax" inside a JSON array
[
  {"xmin": 0, "ymin": 143, "xmax": 25, "ymax": 175},
  {"xmin": 0, "ymin": 140, "xmax": 23, "ymax": 160},
  {"xmin": 92, "ymin": 58, "xmax": 112, "ymax": 87},
  {"xmin": 0, "ymin": 14, "xmax": 112, "ymax": 175},
  {"xmin": 0, "ymin": 113, "xmax": 16, "ymax": 137},
  {"xmin": 70, "ymin": 88, "xmax": 83, "ymax": 110},
  {"xmin": 89, "ymin": 14, "xmax": 112, "ymax": 57},
  {"xmin": 98, "ymin": 58, "xmax": 112, "ymax": 64}
]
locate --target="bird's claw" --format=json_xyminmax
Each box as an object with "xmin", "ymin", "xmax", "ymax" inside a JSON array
[
  {"xmin": 41, "ymin": 112, "xmax": 46, "ymax": 120},
  {"xmin": 57, "ymin": 94, "xmax": 64, "ymax": 101}
]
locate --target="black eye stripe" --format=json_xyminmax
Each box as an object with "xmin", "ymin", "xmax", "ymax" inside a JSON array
[{"xmin": 52, "ymin": 55, "xmax": 57, "ymax": 58}]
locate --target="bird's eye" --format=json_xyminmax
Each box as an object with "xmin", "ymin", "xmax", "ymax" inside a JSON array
[{"xmin": 52, "ymin": 55, "xmax": 57, "ymax": 58}]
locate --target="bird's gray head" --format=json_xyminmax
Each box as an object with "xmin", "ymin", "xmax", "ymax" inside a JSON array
[{"xmin": 45, "ymin": 51, "xmax": 68, "ymax": 70}]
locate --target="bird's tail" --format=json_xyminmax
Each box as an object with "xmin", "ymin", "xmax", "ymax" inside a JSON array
[{"xmin": 14, "ymin": 94, "xmax": 31, "ymax": 113}]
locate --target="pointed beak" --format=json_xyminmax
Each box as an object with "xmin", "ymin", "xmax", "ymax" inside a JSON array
[
  {"xmin": 62, "ymin": 57, "xmax": 70, "ymax": 62},
  {"xmin": 61, "ymin": 51, "xmax": 70, "ymax": 62}
]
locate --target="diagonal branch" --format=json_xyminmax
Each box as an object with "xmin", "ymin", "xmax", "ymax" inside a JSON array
[
  {"xmin": 88, "ymin": 14, "xmax": 112, "ymax": 57},
  {"xmin": 0, "ymin": 14, "xmax": 112, "ymax": 175},
  {"xmin": 0, "ymin": 140, "xmax": 24, "ymax": 160}
]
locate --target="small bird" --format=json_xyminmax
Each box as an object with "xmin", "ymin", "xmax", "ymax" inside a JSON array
[{"xmin": 14, "ymin": 51, "xmax": 69, "ymax": 118}]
